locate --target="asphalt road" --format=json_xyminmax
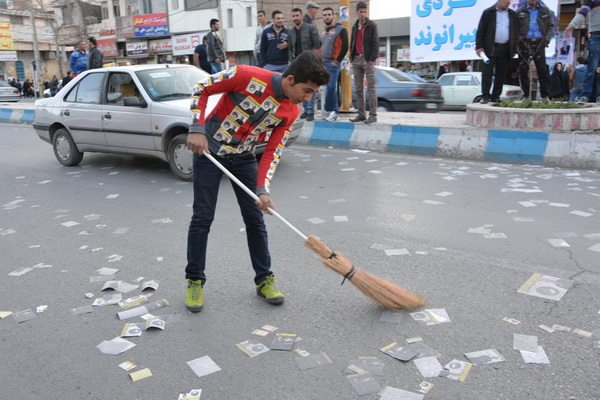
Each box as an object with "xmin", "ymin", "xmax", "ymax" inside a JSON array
[{"xmin": 1, "ymin": 124, "xmax": 599, "ymax": 400}]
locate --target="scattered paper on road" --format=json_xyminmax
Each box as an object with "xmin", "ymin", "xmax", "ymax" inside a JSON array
[{"xmin": 187, "ymin": 356, "xmax": 221, "ymax": 378}]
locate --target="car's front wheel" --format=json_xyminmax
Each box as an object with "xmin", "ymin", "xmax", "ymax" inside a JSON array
[
  {"xmin": 377, "ymin": 100, "xmax": 391, "ymax": 112},
  {"xmin": 168, "ymin": 133, "xmax": 193, "ymax": 181},
  {"xmin": 52, "ymin": 128, "xmax": 83, "ymax": 166}
]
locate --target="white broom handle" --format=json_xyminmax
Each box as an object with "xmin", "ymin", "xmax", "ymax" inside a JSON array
[{"xmin": 202, "ymin": 151, "xmax": 308, "ymax": 240}]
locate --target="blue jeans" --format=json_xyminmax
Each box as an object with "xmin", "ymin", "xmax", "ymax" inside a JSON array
[
  {"xmin": 264, "ymin": 64, "xmax": 288, "ymax": 73},
  {"xmin": 581, "ymin": 34, "xmax": 600, "ymax": 101},
  {"xmin": 570, "ymin": 87, "xmax": 583, "ymax": 102},
  {"xmin": 302, "ymin": 93, "xmax": 315, "ymax": 115},
  {"xmin": 185, "ymin": 153, "xmax": 273, "ymax": 285},
  {"xmin": 324, "ymin": 61, "xmax": 341, "ymax": 113},
  {"xmin": 211, "ymin": 62, "xmax": 223, "ymax": 74}
]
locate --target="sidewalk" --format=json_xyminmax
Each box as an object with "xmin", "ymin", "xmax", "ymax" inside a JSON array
[{"xmin": 3, "ymin": 100, "xmax": 599, "ymax": 170}]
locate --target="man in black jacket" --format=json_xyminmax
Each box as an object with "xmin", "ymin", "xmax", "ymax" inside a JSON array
[
  {"xmin": 350, "ymin": 1, "xmax": 379, "ymax": 124},
  {"xmin": 516, "ymin": 0, "xmax": 554, "ymax": 101},
  {"xmin": 207, "ymin": 19, "xmax": 225, "ymax": 73},
  {"xmin": 476, "ymin": 0, "xmax": 519, "ymax": 103},
  {"xmin": 87, "ymin": 37, "xmax": 103, "ymax": 70}
]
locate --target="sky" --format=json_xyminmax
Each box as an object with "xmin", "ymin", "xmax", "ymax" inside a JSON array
[{"xmin": 370, "ymin": 0, "xmax": 412, "ymax": 20}]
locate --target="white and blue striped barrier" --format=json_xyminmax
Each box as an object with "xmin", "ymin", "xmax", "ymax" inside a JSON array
[
  {"xmin": 297, "ymin": 121, "xmax": 599, "ymax": 169},
  {"xmin": 0, "ymin": 108, "xmax": 34, "ymax": 124}
]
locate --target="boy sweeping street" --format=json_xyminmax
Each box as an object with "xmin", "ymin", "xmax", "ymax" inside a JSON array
[{"xmin": 184, "ymin": 51, "xmax": 330, "ymax": 312}]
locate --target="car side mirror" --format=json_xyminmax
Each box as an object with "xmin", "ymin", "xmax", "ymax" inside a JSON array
[{"xmin": 123, "ymin": 96, "xmax": 147, "ymax": 107}]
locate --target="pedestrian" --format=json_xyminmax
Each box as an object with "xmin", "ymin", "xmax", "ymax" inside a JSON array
[
  {"xmin": 87, "ymin": 37, "xmax": 104, "ymax": 70},
  {"xmin": 14, "ymin": 78, "xmax": 22, "ymax": 96},
  {"xmin": 193, "ymin": 37, "xmax": 212, "ymax": 74},
  {"xmin": 69, "ymin": 40, "xmax": 88, "ymax": 76},
  {"xmin": 396, "ymin": 63, "xmax": 405, "ymax": 72},
  {"xmin": 320, "ymin": 6, "xmax": 349, "ymax": 122},
  {"xmin": 304, "ymin": 1, "xmax": 320, "ymax": 24},
  {"xmin": 516, "ymin": 0, "xmax": 553, "ymax": 102},
  {"xmin": 564, "ymin": 0, "xmax": 600, "ymax": 103},
  {"xmin": 23, "ymin": 79, "xmax": 33, "ymax": 98},
  {"xmin": 475, "ymin": 0, "xmax": 519, "ymax": 104},
  {"xmin": 569, "ymin": 57, "xmax": 587, "ymax": 101},
  {"xmin": 407, "ymin": 63, "xmax": 420, "ymax": 77},
  {"xmin": 206, "ymin": 19, "xmax": 225, "ymax": 74},
  {"xmin": 50, "ymin": 75, "xmax": 59, "ymax": 96},
  {"xmin": 591, "ymin": 66, "xmax": 600, "ymax": 102},
  {"xmin": 465, "ymin": 60, "xmax": 473, "ymax": 71},
  {"xmin": 349, "ymin": 1, "xmax": 380, "ymax": 124},
  {"xmin": 260, "ymin": 10, "xmax": 290, "ymax": 73},
  {"xmin": 288, "ymin": 7, "xmax": 321, "ymax": 121},
  {"xmin": 62, "ymin": 71, "xmax": 73, "ymax": 88},
  {"xmin": 183, "ymin": 51, "xmax": 330, "ymax": 312},
  {"xmin": 254, "ymin": 10, "xmax": 271, "ymax": 66},
  {"xmin": 549, "ymin": 62, "xmax": 569, "ymax": 100}
]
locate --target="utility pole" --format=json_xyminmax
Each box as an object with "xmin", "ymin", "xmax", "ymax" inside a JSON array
[
  {"xmin": 30, "ymin": 9, "xmax": 42, "ymax": 98},
  {"xmin": 339, "ymin": 0, "xmax": 353, "ymax": 111}
]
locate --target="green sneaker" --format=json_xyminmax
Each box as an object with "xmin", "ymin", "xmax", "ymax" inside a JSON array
[
  {"xmin": 186, "ymin": 279, "xmax": 204, "ymax": 312},
  {"xmin": 256, "ymin": 276, "xmax": 285, "ymax": 305}
]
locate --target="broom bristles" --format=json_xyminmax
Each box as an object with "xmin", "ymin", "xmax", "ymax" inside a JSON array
[{"xmin": 304, "ymin": 236, "xmax": 426, "ymax": 309}]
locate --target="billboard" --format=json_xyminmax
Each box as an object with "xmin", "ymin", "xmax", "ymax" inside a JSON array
[
  {"xmin": 133, "ymin": 13, "xmax": 169, "ymax": 37},
  {"xmin": 126, "ymin": 41, "xmax": 149, "ymax": 57},
  {"xmin": 410, "ymin": 0, "xmax": 559, "ymax": 62},
  {"xmin": 98, "ymin": 38, "xmax": 119, "ymax": 57},
  {"xmin": 171, "ymin": 32, "xmax": 208, "ymax": 55}
]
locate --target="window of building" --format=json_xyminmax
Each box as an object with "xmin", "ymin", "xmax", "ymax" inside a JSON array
[
  {"xmin": 101, "ymin": 1, "xmax": 109, "ymax": 19},
  {"xmin": 185, "ymin": 0, "xmax": 217, "ymax": 11},
  {"xmin": 9, "ymin": 15, "xmax": 23, "ymax": 25},
  {"xmin": 16, "ymin": 61, "xmax": 25, "ymax": 81},
  {"xmin": 246, "ymin": 6, "xmax": 252, "ymax": 26},
  {"xmin": 125, "ymin": 0, "xmax": 138, "ymax": 15},
  {"xmin": 142, "ymin": 0, "xmax": 152, "ymax": 14},
  {"xmin": 171, "ymin": 0, "xmax": 179, "ymax": 10},
  {"xmin": 113, "ymin": 0, "xmax": 121, "ymax": 17},
  {"xmin": 227, "ymin": 9, "xmax": 233, "ymax": 28}
]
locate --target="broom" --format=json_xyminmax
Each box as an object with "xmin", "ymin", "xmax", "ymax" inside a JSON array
[{"xmin": 203, "ymin": 151, "xmax": 426, "ymax": 310}]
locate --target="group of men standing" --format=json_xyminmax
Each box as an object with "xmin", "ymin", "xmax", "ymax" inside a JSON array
[
  {"xmin": 69, "ymin": 37, "xmax": 104, "ymax": 77},
  {"xmin": 196, "ymin": 1, "xmax": 379, "ymax": 124},
  {"xmin": 476, "ymin": 0, "xmax": 599, "ymax": 104}
]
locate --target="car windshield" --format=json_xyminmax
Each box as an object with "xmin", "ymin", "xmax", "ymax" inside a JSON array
[
  {"xmin": 136, "ymin": 66, "xmax": 210, "ymax": 101},
  {"xmin": 379, "ymin": 68, "xmax": 428, "ymax": 83}
]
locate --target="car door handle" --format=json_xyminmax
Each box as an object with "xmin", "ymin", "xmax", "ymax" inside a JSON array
[
  {"xmin": 63, "ymin": 110, "xmax": 70, "ymax": 116},
  {"xmin": 104, "ymin": 113, "xmax": 111, "ymax": 119}
]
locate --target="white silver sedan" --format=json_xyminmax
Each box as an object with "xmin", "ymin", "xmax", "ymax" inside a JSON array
[
  {"xmin": 33, "ymin": 64, "xmax": 302, "ymax": 181},
  {"xmin": 437, "ymin": 72, "xmax": 523, "ymax": 108}
]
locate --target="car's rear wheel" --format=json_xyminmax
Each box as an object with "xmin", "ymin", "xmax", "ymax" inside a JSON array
[
  {"xmin": 377, "ymin": 100, "xmax": 391, "ymax": 112},
  {"xmin": 52, "ymin": 128, "xmax": 83, "ymax": 166},
  {"xmin": 168, "ymin": 133, "xmax": 193, "ymax": 181}
]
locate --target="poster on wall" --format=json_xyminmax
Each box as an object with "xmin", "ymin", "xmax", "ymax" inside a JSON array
[
  {"xmin": 0, "ymin": 22, "xmax": 14, "ymax": 51},
  {"xmin": 171, "ymin": 32, "xmax": 208, "ymax": 55},
  {"xmin": 0, "ymin": 50, "xmax": 17, "ymax": 61},
  {"xmin": 98, "ymin": 38, "xmax": 119, "ymax": 57},
  {"xmin": 397, "ymin": 48, "xmax": 411, "ymax": 61},
  {"xmin": 410, "ymin": 0, "xmax": 559, "ymax": 62}
]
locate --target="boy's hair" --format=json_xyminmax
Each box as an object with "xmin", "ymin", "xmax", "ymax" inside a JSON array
[
  {"xmin": 322, "ymin": 6, "xmax": 333, "ymax": 13},
  {"xmin": 257, "ymin": 10, "xmax": 265, "ymax": 16},
  {"xmin": 292, "ymin": 7, "xmax": 302, "ymax": 14},
  {"xmin": 283, "ymin": 51, "xmax": 330, "ymax": 86},
  {"xmin": 210, "ymin": 18, "xmax": 219, "ymax": 28},
  {"xmin": 88, "ymin": 37, "xmax": 97, "ymax": 46},
  {"xmin": 272, "ymin": 10, "xmax": 282, "ymax": 19},
  {"xmin": 357, "ymin": 1, "xmax": 368, "ymax": 11},
  {"xmin": 577, "ymin": 56, "xmax": 587, "ymax": 65}
]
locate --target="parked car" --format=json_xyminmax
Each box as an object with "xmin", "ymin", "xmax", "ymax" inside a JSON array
[
  {"xmin": 0, "ymin": 80, "xmax": 21, "ymax": 102},
  {"xmin": 359, "ymin": 67, "xmax": 443, "ymax": 113},
  {"xmin": 33, "ymin": 64, "xmax": 302, "ymax": 181},
  {"xmin": 436, "ymin": 72, "xmax": 523, "ymax": 108}
]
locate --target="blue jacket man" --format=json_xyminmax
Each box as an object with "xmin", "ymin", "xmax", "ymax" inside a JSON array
[{"xmin": 70, "ymin": 40, "xmax": 88, "ymax": 75}]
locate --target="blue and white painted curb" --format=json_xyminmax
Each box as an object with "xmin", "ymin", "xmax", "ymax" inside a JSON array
[
  {"xmin": 0, "ymin": 108, "xmax": 34, "ymax": 124},
  {"xmin": 298, "ymin": 121, "xmax": 600, "ymax": 170}
]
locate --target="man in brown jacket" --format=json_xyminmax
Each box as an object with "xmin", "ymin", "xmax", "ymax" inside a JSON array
[{"xmin": 349, "ymin": 1, "xmax": 379, "ymax": 124}]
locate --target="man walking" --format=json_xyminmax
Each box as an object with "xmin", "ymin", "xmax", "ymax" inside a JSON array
[
  {"xmin": 87, "ymin": 37, "xmax": 104, "ymax": 70},
  {"xmin": 350, "ymin": 1, "xmax": 379, "ymax": 124},
  {"xmin": 184, "ymin": 51, "xmax": 330, "ymax": 312},
  {"xmin": 476, "ymin": 0, "xmax": 519, "ymax": 103},
  {"xmin": 304, "ymin": 2, "xmax": 320, "ymax": 25},
  {"xmin": 69, "ymin": 40, "xmax": 88, "ymax": 76},
  {"xmin": 320, "ymin": 6, "xmax": 348, "ymax": 122},
  {"xmin": 254, "ymin": 10, "xmax": 271, "ymax": 66},
  {"xmin": 207, "ymin": 19, "xmax": 225, "ymax": 74},
  {"xmin": 565, "ymin": 0, "xmax": 600, "ymax": 103},
  {"xmin": 260, "ymin": 10, "xmax": 290, "ymax": 73},
  {"xmin": 288, "ymin": 7, "xmax": 321, "ymax": 121},
  {"xmin": 516, "ymin": 0, "xmax": 553, "ymax": 101}
]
